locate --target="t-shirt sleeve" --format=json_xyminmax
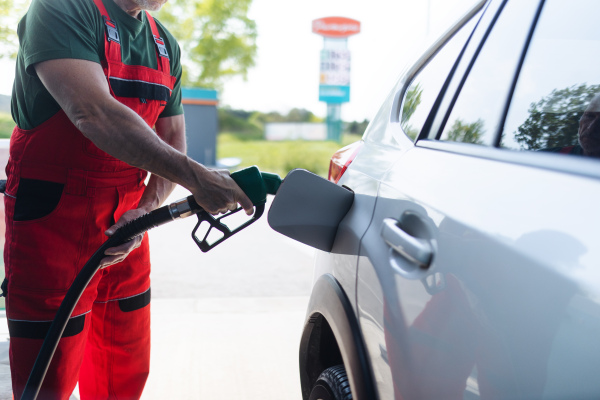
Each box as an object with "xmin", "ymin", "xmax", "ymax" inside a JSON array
[
  {"xmin": 159, "ymin": 46, "xmax": 183, "ymax": 118},
  {"xmin": 20, "ymin": 0, "xmax": 101, "ymax": 75},
  {"xmin": 157, "ymin": 23, "xmax": 183, "ymax": 118}
]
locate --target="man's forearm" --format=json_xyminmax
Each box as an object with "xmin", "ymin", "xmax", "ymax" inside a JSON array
[
  {"xmin": 34, "ymin": 58, "xmax": 201, "ymax": 191},
  {"xmin": 135, "ymin": 114, "xmax": 185, "ymax": 212},
  {"xmin": 137, "ymin": 174, "xmax": 176, "ymax": 212},
  {"xmin": 74, "ymin": 98, "xmax": 203, "ymax": 190},
  {"xmin": 35, "ymin": 58, "xmax": 254, "ymax": 215}
]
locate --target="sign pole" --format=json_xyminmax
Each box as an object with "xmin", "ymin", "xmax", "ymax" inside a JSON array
[{"xmin": 327, "ymin": 103, "xmax": 342, "ymax": 142}]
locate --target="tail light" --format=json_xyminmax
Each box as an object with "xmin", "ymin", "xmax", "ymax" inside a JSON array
[{"xmin": 328, "ymin": 141, "xmax": 364, "ymax": 183}]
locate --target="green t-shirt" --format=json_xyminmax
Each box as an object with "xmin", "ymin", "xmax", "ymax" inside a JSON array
[{"xmin": 11, "ymin": 0, "xmax": 183, "ymax": 130}]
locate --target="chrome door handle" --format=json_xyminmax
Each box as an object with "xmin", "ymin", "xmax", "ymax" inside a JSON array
[{"xmin": 381, "ymin": 218, "xmax": 433, "ymax": 268}]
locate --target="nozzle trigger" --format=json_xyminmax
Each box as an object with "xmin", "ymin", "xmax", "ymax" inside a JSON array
[{"xmin": 191, "ymin": 204, "xmax": 265, "ymax": 252}]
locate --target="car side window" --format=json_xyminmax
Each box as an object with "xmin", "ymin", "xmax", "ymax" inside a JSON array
[
  {"xmin": 399, "ymin": 12, "xmax": 480, "ymax": 140},
  {"xmin": 501, "ymin": 0, "xmax": 600, "ymax": 159},
  {"xmin": 437, "ymin": 0, "xmax": 540, "ymax": 146}
]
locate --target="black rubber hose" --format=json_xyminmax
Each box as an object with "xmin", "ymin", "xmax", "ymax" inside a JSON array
[{"xmin": 20, "ymin": 200, "xmax": 196, "ymax": 400}]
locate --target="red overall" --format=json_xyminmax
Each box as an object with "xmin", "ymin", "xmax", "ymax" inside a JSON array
[{"xmin": 4, "ymin": 1, "xmax": 176, "ymax": 398}]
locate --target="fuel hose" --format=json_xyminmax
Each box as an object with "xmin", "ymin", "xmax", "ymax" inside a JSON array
[{"xmin": 20, "ymin": 195, "xmax": 203, "ymax": 400}]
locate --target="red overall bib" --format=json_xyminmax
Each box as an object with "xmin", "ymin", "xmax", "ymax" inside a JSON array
[{"xmin": 4, "ymin": 1, "xmax": 176, "ymax": 398}]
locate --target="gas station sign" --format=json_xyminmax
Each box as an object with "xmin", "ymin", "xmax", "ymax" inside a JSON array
[
  {"xmin": 319, "ymin": 48, "xmax": 351, "ymax": 103},
  {"xmin": 313, "ymin": 16, "xmax": 360, "ymax": 140},
  {"xmin": 320, "ymin": 49, "xmax": 351, "ymax": 86},
  {"xmin": 319, "ymin": 85, "xmax": 350, "ymax": 104},
  {"xmin": 312, "ymin": 17, "xmax": 361, "ymax": 38}
]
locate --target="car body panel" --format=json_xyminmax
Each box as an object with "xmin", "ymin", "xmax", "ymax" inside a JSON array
[
  {"xmin": 314, "ymin": 136, "xmax": 410, "ymax": 313},
  {"xmin": 357, "ymin": 144, "xmax": 600, "ymax": 398}
]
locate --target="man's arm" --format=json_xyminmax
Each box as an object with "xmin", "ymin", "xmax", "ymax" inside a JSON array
[
  {"xmin": 34, "ymin": 58, "xmax": 253, "ymax": 215},
  {"xmin": 101, "ymin": 115, "xmax": 186, "ymax": 267},
  {"xmin": 138, "ymin": 114, "xmax": 186, "ymax": 212}
]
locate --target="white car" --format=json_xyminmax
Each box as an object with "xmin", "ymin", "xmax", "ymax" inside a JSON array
[{"xmin": 271, "ymin": 0, "xmax": 600, "ymax": 398}]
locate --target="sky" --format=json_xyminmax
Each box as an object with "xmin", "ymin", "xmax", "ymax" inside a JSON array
[
  {"xmin": 0, "ymin": 0, "xmax": 480, "ymax": 122},
  {"xmin": 220, "ymin": 0, "xmax": 481, "ymax": 121}
]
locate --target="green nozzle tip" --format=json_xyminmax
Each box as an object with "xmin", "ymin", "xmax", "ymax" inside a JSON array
[
  {"xmin": 261, "ymin": 172, "xmax": 282, "ymax": 195},
  {"xmin": 231, "ymin": 166, "xmax": 266, "ymax": 206},
  {"xmin": 231, "ymin": 166, "xmax": 282, "ymax": 206}
]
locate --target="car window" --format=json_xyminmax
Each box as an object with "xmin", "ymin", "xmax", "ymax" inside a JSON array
[
  {"xmin": 423, "ymin": 0, "xmax": 504, "ymax": 140},
  {"xmin": 437, "ymin": 0, "xmax": 540, "ymax": 146},
  {"xmin": 399, "ymin": 12, "xmax": 481, "ymax": 140},
  {"xmin": 501, "ymin": 0, "xmax": 600, "ymax": 160}
]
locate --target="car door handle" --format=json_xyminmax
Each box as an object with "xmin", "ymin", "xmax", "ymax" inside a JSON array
[{"xmin": 381, "ymin": 218, "xmax": 433, "ymax": 268}]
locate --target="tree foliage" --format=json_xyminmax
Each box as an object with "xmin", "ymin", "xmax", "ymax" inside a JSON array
[
  {"xmin": 513, "ymin": 84, "xmax": 600, "ymax": 150},
  {"xmin": 0, "ymin": 0, "xmax": 29, "ymax": 58},
  {"xmin": 446, "ymin": 118, "xmax": 485, "ymax": 144},
  {"xmin": 346, "ymin": 119, "xmax": 369, "ymax": 136},
  {"xmin": 218, "ymin": 107, "xmax": 324, "ymax": 137},
  {"xmin": 401, "ymin": 84, "xmax": 423, "ymax": 139},
  {"xmin": 156, "ymin": 0, "xmax": 257, "ymax": 90}
]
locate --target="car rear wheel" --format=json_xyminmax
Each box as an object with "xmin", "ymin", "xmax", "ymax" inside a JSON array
[{"xmin": 308, "ymin": 364, "xmax": 352, "ymax": 400}]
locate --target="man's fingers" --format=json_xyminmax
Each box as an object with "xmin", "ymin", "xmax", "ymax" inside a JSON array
[
  {"xmin": 104, "ymin": 238, "xmax": 141, "ymax": 255},
  {"xmin": 100, "ymin": 255, "xmax": 125, "ymax": 269},
  {"xmin": 105, "ymin": 223, "xmax": 125, "ymax": 237},
  {"xmin": 237, "ymin": 192, "xmax": 254, "ymax": 216},
  {"xmin": 100, "ymin": 235, "xmax": 142, "ymax": 268}
]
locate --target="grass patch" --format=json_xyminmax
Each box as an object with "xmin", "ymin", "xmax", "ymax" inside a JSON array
[
  {"xmin": 0, "ymin": 113, "xmax": 14, "ymax": 138},
  {"xmin": 217, "ymin": 132, "xmax": 361, "ymax": 178},
  {"xmin": 0, "ymin": 110, "xmax": 362, "ymax": 179}
]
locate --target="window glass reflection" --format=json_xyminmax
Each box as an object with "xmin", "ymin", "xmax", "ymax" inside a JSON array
[
  {"xmin": 439, "ymin": 0, "xmax": 539, "ymax": 146},
  {"xmin": 502, "ymin": 0, "xmax": 600, "ymax": 159},
  {"xmin": 399, "ymin": 14, "xmax": 479, "ymax": 140}
]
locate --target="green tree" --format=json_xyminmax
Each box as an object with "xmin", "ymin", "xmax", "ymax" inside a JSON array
[
  {"xmin": 446, "ymin": 118, "xmax": 485, "ymax": 144},
  {"xmin": 401, "ymin": 84, "xmax": 423, "ymax": 139},
  {"xmin": 285, "ymin": 108, "xmax": 321, "ymax": 123},
  {"xmin": 156, "ymin": 0, "xmax": 257, "ymax": 90},
  {"xmin": 0, "ymin": 0, "xmax": 29, "ymax": 58},
  {"xmin": 346, "ymin": 119, "xmax": 369, "ymax": 135},
  {"xmin": 513, "ymin": 84, "xmax": 600, "ymax": 150}
]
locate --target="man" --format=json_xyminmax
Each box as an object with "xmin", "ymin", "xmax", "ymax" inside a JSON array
[
  {"xmin": 575, "ymin": 94, "xmax": 600, "ymax": 157},
  {"xmin": 544, "ymin": 94, "xmax": 600, "ymax": 157},
  {"xmin": 5, "ymin": 0, "xmax": 253, "ymax": 398}
]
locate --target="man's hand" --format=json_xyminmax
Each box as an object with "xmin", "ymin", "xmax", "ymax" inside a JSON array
[
  {"xmin": 189, "ymin": 167, "xmax": 254, "ymax": 216},
  {"xmin": 101, "ymin": 209, "xmax": 147, "ymax": 268}
]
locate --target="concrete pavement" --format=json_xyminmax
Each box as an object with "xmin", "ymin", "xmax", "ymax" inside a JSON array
[{"xmin": 143, "ymin": 297, "xmax": 308, "ymax": 400}]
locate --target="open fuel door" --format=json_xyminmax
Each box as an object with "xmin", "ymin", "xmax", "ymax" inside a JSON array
[{"xmin": 268, "ymin": 169, "xmax": 354, "ymax": 252}]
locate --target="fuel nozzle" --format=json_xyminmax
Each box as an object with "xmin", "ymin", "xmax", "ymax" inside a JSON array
[
  {"xmin": 190, "ymin": 166, "xmax": 282, "ymax": 252},
  {"xmin": 168, "ymin": 166, "xmax": 282, "ymax": 220},
  {"xmin": 230, "ymin": 165, "xmax": 282, "ymax": 206},
  {"xmin": 165, "ymin": 166, "xmax": 281, "ymax": 252}
]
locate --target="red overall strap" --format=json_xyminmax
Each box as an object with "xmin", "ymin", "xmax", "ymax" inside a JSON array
[
  {"xmin": 145, "ymin": 11, "xmax": 171, "ymax": 74},
  {"xmin": 93, "ymin": 0, "xmax": 122, "ymax": 63},
  {"xmin": 93, "ymin": 0, "xmax": 121, "ymax": 97}
]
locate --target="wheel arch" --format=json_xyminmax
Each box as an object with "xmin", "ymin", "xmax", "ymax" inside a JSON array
[{"xmin": 299, "ymin": 274, "xmax": 376, "ymax": 400}]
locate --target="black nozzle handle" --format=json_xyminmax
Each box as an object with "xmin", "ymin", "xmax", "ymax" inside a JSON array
[{"xmin": 191, "ymin": 203, "xmax": 265, "ymax": 252}]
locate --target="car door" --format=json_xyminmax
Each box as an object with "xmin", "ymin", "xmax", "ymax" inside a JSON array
[{"xmin": 356, "ymin": 0, "xmax": 600, "ymax": 399}]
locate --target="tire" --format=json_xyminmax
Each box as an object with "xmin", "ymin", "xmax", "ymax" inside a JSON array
[{"xmin": 308, "ymin": 364, "xmax": 353, "ymax": 400}]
